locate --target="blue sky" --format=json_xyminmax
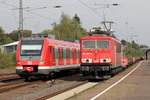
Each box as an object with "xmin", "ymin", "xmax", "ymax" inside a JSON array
[{"xmin": 0, "ymin": 0, "xmax": 150, "ymax": 46}]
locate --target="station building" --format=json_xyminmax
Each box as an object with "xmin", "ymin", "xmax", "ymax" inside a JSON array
[{"xmin": 0, "ymin": 41, "xmax": 19, "ymax": 54}]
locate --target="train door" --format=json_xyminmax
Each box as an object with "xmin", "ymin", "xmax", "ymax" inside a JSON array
[
  {"xmin": 58, "ymin": 47, "xmax": 61, "ymax": 65},
  {"xmin": 74, "ymin": 48, "xmax": 77, "ymax": 64},
  {"xmin": 77, "ymin": 48, "xmax": 79, "ymax": 65},
  {"xmin": 50, "ymin": 45, "xmax": 56, "ymax": 66},
  {"xmin": 78, "ymin": 49, "xmax": 80, "ymax": 64},
  {"xmin": 114, "ymin": 41, "xmax": 116, "ymax": 67},
  {"xmin": 61, "ymin": 47, "xmax": 64, "ymax": 65},
  {"xmin": 58, "ymin": 47, "xmax": 64, "ymax": 66},
  {"xmin": 55, "ymin": 46, "xmax": 58, "ymax": 67},
  {"xmin": 70, "ymin": 47, "xmax": 72, "ymax": 65},
  {"xmin": 64, "ymin": 47, "xmax": 66, "ymax": 66},
  {"xmin": 72, "ymin": 48, "xmax": 75, "ymax": 64},
  {"xmin": 66, "ymin": 48, "xmax": 70, "ymax": 65},
  {"xmin": 112, "ymin": 40, "xmax": 116, "ymax": 68}
]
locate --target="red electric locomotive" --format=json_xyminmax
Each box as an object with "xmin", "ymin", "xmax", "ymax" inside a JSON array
[
  {"xmin": 16, "ymin": 34, "xmax": 80, "ymax": 80},
  {"xmin": 80, "ymin": 35, "xmax": 122, "ymax": 79}
]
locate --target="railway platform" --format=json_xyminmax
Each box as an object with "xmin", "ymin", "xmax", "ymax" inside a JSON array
[{"xmin": 68, "ymin": 60, "xmax": 150, "ymax": 100}]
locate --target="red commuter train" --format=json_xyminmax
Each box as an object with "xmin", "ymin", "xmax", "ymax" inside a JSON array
[
  {"xmin": 16, "ymin": 34, "xmax": 80, "ymax": 80},
  {"xmin": 80, "ymin": 35, "xmax": 123, "ymax": 79}
]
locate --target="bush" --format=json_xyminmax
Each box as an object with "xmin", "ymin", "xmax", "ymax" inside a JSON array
[
  {"xmin": 11, "ymin": 52, "xmax": 16, "ymax": 65},
  {"xmin": 0, "ymin": 52, "xmax": 15, "ymax": 69}
]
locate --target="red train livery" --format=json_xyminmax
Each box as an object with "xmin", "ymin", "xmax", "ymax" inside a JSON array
[
  {"xmin": 122, "ymin": 57, "xmax": 141, "ymax": 69},
  {"xmin": 80, "ymin": 35, "xmax": 122, "ymax": 79},
  {"xmin": 16, "ymin": 35, "xmax": 80, "ymax": 80}
]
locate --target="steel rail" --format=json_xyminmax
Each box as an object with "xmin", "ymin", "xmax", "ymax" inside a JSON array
[{"xmin": 37, "ymin": 80, "xmax": 88, "ymax": 100}]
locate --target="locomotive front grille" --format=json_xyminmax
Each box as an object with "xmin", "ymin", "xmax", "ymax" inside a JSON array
[{"xmin": 82, "ymin": 66, "xmax": 110, "ymax": 71}]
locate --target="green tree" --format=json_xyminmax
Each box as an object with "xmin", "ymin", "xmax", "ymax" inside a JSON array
[
  {"xmin": 140, "ymin": 45, "xmax": 149, "ymax": 49},
  {"xmin": 73, "ymin": 14, "xmax": 81, "ymax": 27},
  {"xmin": 22, "ymin": 30, "xmax": 32, "ymax": 38},
  {"xmin": 9, "ymin": 30, "xmax": 32, "ymax": 41},
  {"xmin": 50, "ymin": 13, "xmax": 87, "ymax": 40},
  {"xmin": 41, "ymin": 29, "xmax": 53, "ymax": 34},
  {"xmin": 131, "ymin": 40, "xmax": 140, "ymax": 50},
  {"xmin": 8, "ymin": 30, "xmax": 19, "ymax": 41},
  {"xmin": 122, "ymin": 40, "xmax": 145, "ymax": 57},
  {"xmin": 0, "ymin": 52, "xmax": 15, "ymax": 69},
  {"xmin": 121, "ymin": 39, "xmax": 126, "ymax": 45},
  {"xmin": 0, "ymin": 27, "xmax": 13, "ymax": 45}
]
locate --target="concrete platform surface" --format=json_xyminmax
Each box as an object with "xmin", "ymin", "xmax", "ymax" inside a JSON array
[
  {"xmin": 69, "ymin": 61, "xmax": 150, "ymax": 100},
  {"xmin": 47, "ymin": 82, "xmax": 98, "ymax": 100}
]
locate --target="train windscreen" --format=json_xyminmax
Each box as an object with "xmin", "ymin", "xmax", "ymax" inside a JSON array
[
  {"xmin": 82, "ymin": 40, "xmax": 110, "ymax": 49},
  {"xmin": 21, "ymin": 44, "xmax": 42, "ymax": 56}
]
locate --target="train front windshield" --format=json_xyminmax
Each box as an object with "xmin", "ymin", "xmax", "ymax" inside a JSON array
[
  {"xmin": 21, "ymin": 44, "xmax": 43, "ymax": 56},
  {"xmin": 82, "ymin": 40, "xmax": 110, "ymax": 49}
]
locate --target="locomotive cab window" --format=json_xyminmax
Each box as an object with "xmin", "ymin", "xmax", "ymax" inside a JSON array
[
  {"xmin": 82, "ymin": 41, "xmax": 95, "ymax": 49},
  {"xmin": 97, "ymin": 40, "xmax": 110, "ymax": 49},
  {"xmin": 82, "ymin": 40, "xmax": 110, "ymax": 49}
]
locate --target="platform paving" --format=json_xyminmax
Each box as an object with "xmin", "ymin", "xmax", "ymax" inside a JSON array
[{"xmin": 69, "ymin": 61, "xmax": 150, "ymax": 100}]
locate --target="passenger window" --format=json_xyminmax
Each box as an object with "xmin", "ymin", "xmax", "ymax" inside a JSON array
[{"xmin": 53, "ymin": 48, "xmax": 55, "ymax": 59}]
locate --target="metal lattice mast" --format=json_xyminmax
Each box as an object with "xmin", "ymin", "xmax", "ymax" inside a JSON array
[{"xmin": 19, "ymin": 0, "xmax": 23, "ymax": 40}]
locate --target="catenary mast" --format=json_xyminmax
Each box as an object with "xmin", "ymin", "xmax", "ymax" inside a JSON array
[{"xmin": 19, "ymin": 0, "xmax": 23, "ymax": 40}]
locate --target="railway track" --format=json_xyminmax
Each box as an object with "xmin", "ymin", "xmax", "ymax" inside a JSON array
[
  {"xmin": 0, "ymin": 73, "xmax": 87, "ymax": 100},
  {"xmin": 0, "ymin": 80, "xmax": 43, "ymax": 94},
  {"xmin": 0, "ymin": 73, "xmax": 81, "ymax": 95},
  {"xmin": 37, "ymin": 80, "xmax": 88, "ymax": 100},
  {"xmin": 0, "ymin": 75, "xmax": 20, "ymax": 82},
  {"xmin": 0, "ymin": 72, "xmax": 20, "ymax": 82},
  {"xmin": 0, "ymin": 72, "xmax": 16, "ymax": 76}
]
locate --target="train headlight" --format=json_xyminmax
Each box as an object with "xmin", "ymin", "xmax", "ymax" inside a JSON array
[
  {"xmin": 107, "ymin": 59, "xmax": 111, "ymax": 63},
  {"xmin": 103, "ymin": 59, "xmax": 106, "ymax": 62},
  {"xmin": 86, "ymin": 59, "xmax": 89, "ymax": 62},
  {"xmin": 82, "ymin": 59, "xmax": 92, "ymax": 63},
  {"xmin": 39, "ymin": 61, "xmax": 45, "ymax": 65},
  {"xmin": 100, "ymin": 59, "xmax": 111, "ymax": 63},
  {"xmin": 16, "ymin": 61, "xmax": 20, "ymax": 65}
]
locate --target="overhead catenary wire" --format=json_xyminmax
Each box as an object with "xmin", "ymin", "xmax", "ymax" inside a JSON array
[
  {"xmin": 0, "ymin": 1, "xmax": 18, "ymax": 28},
  {"xmin": 78, "ymin": 0, "xmax": 103, "ymax": 20},
  {"xmin": 0, "ymin": 1, "xmax": 16, "ymax": 8},
  {"xmin": 0, "ymin": 0, "xmax": 53, "ymax": 21}
]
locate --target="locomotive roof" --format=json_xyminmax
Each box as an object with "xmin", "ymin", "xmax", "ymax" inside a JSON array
[
  {"xmin": 46, "ymin": 38, "xmax": 80, "ymax": 47},
  {"xmin": 81, "ymin": 35, "xmax": 121, "ymax": 43}
]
